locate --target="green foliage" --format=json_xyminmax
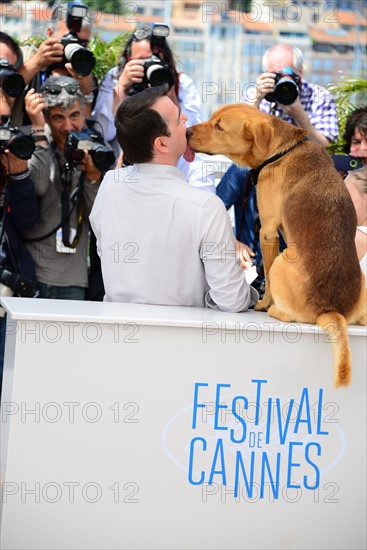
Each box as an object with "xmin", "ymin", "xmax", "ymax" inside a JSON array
[
  {"xmin": 229, "ymin": 0, "xmax": 253, "ymax": 11},
  {"xmin": 19, "ymin": 36, "xmax": 44, "ymax": 48},
  {"xmin": 88, "ymin": 33, "xmax": 128, "ymax": 83},
  {"xmin": 328, "ymin": 78, "xmax": 367, "ymax": 154}
]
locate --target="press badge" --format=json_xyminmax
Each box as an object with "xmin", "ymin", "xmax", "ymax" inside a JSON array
[{"xmin": 56, "ymin": 228, "xmax": 77, "ymax": 254}]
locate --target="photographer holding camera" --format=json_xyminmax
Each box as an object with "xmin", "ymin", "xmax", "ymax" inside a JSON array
[
  {"xmin": 23, "ymin": 75, "xmax": 109, "ymax": 300},
  {"xmin": 249, "ymin": 43, "xmax": 338, "ymax": 146},
  {"xmin": 12, "ymin": 1, "xmax": 96, "ymax": 127},
  {"xmin": 0, "ymin": 32, "xmax": 25, "ymax": 114},
  {"xmin": 0, "ymin": 93, "xmax": 38, "ymax": 398},
  {"xmin": 93, "ymin": 22, "xmax": 215, "ymax": 192}
]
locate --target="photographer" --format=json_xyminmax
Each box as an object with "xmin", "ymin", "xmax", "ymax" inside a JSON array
[
  {"xmin": 249, "ymin": 43, "xmax": 338, "ymax": 146},
  {"xmin": 344, "ymin": 106, "xmax": 367, "ymax": 166},
  {"xmin": 13, "ymin": 1, "xmax": 96, "ymax": 126},
  {"xmin": 93, "ymin": 23, "xmax": 215, "ymax": 192},
  {"xmin": 216, "ymin": 44, "xmax": 339, "ymax": 295},
  {"xmin": 0, "ymin": 98, "xmax": 38, "ymax": 398},
  {"xmin": 23, "ymin": 75, "xmax": 105, "ymax": 300},
  {"xmin": 0, "ymin": 32, "xmax": 24, "ymax": 114}
]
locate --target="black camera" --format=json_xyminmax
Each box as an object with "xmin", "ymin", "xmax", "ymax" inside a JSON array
[
  {"xmin": 127, "ymin": 23, "xmax": 175, "ymax": 96},
  {"xmin": 264, "ymin": 67, "xmax": 301, "ymax": 105},
  {"xmin": 127, "ymin": 55, "xmax": 175, "ymax": 96},
  {"xmin": 0, "ymin": 268, "xmax": 38, "ymax": 298},
  {"xmin": 0, "ymin": 118, "xmax": 35, "ymax": 160},
  {"xmin": 64, "ymin": 120, "xmax": 115, "ymax": 173},
  {"xmin": 50, "ymin": 1, "xmax": 95, "ymax": 77},
  {"xmin": 0, "ymin": 59, "xmax": 25, "ymax": 98}
]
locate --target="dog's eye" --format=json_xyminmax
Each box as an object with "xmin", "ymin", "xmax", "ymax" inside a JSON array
[{"xmin": 215, "ymin": 122, "xmax": 223, "ymax": 131}]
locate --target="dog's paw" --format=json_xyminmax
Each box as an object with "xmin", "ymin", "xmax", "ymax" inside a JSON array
[
  {"xmin": 268, "ymin": 305, "xmax": 292, "ymax": 323},
  {"xmin": 254, "ymin": 300, "xmax": 269, "ymax": 312}
]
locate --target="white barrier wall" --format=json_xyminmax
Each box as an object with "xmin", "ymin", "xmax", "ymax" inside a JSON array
[{"xmin": 0, "ymin": 297, "xmax": 366, "ymax": 550}]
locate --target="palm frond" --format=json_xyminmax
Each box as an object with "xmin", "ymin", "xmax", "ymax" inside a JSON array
[{"xmin": 328, "ymin": 78, "xmax": 367, "ymax": 154}]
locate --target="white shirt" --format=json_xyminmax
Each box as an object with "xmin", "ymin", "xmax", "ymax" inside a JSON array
[
  {"xmin": 90, "ymin": 163, "xmax": 258, "ymax": 311},
  {"xmin": 357, "ymin": 226, "xmax": 367, "ymax": 279}
]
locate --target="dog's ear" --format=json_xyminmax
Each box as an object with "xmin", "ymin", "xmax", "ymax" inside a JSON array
[{"xmin": 243, "ymin": 118, "xmax": 274, "ymax": 157}]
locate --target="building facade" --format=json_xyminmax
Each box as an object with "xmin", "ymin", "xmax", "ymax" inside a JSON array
[{"xmin": 0, "ymin": 0, "xmax": 366, "ymax": 120}]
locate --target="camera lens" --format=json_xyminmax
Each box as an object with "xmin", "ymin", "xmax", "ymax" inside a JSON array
[
  {"xmin": 146, "ymin": 63, "xmax": 175, "ymax": 89},
  {"xmin": 0, "ymin": 71, "xmax": 25, "ymax": 98},
  {"xmin": 91, "ymin": 146, "xmax": 115, "ymax": 173},
  {"xmin": 273, "ymin": 76, "xmax": 299, "ymax": 105},
  {"xmin": 9, "ymin": 134, "xmax": 35, "ymax": 160},
  {"xmin": 64, "ymin": 43, "xmax": 95, "ymax": 76}
]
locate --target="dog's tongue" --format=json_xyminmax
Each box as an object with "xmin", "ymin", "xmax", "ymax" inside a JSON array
[{"xmin": 184, "ymin": 144, "xmax": 195, "ymax": 163}]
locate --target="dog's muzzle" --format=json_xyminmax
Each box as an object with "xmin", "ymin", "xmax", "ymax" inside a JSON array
[{"xmin": 186, "ymin": 126, "xmax": 202, "ymax": 151}]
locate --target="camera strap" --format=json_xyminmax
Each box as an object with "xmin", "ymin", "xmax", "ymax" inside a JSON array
[
  {"xmin": 60, "ymin": 163, "xmax": 84, "ymax": 249},
  {"xmin": 269, "ymin": 103, "xmax": 278, "ymax": 116},
  {"xmin": 24, "ymin": 164, "xmax": 83, "ymax": 245},
  {"xmin": 0, "ymin": 174, "xmax": 11, "ymax": 260}
]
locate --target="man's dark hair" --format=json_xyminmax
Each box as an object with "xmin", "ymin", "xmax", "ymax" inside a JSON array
[
  {"xmin": 115, "ymin": 85, "xmax": 171, "ymax": 165},
  {"xmin": 343, "ymin": 106, "xmax": 367, "ymax": 154},
  {"xmin": 0, "ymin": 32, "xmax": 22, "ymax": 69}
]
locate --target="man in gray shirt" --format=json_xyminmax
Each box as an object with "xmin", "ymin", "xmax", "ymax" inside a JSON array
[
  {"xmin": 24, "ymin": 75, "xmax": 102, "ymax": 299},
  {"xmin": 90, "ymin": 86, "xmax": 258, "ymax": 312}
]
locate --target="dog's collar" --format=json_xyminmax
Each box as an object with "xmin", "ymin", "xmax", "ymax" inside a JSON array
[{"xmin": 249, "ymin": 136, "xmax": 308, "ymax": 186}]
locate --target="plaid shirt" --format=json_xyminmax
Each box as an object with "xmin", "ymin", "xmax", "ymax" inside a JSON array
[{"xmin": 259, "ymin": 80, "xmax": 339, "ymax": 143}]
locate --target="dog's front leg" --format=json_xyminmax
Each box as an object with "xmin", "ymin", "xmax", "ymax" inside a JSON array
[{"xmin": 254, "ymin": 228, "xmax": 279, "ymax": 311}]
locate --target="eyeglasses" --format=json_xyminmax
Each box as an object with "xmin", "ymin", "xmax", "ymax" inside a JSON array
[{"xmin": 41, "ymin": 83, "xmax": 81, "ymax": 96}]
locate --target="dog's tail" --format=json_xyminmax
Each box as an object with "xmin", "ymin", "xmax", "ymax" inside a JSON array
[{"xmin": 317, "ymin": 312, "xmax": 351, "ymax": 388}]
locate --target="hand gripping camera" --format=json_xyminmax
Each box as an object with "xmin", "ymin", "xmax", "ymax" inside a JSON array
[
  {"xmin": 0, "ymin": 268, "xmax": 38, "ymax": 301},
  {"xmin": 127, "ymin": 23, "xmax": 176, "ymax": 96},
  {"xmin": 264, "ymin": 67, "xmax": 301, "ymax": 105},
  {"xmin": 0, "ymin": 117, "xmax": 35, "ymax": 160},
  {"xmin": 50, "ymin": 1, "xmax": 95, "ymax": 77},
  {"xmin": 64, "ymin": 120, "xmax": 115, "ymax": 173},
  {"xmin": 0, "ymin": 59, "xmax": 25, "ymax": 98}
]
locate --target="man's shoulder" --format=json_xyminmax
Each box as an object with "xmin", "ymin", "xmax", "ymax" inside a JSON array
[
  {"xmin": 100, "ymin": 165, "xmax": 222, "ymax": 207},
  {"xmin": 173, "ymin": 181, "xmax": 225, "ymax": 214}
]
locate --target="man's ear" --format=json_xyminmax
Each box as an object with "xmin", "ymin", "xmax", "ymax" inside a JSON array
[{"xmin": 153, "ymin": 136, "xmax": 168, "ymax": 155}]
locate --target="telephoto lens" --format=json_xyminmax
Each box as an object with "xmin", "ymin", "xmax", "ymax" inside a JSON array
[
  {"xmin": 64, "ymin": 42, "xmax": 95, "ymax": 77},
  {"xmin": 145, "ymin": 57, "xmax": 175, "ymax": 88},
  {"xmin": 264, "ymin": 69, "xmax": 300, "ymax": 106},
  {"xmin": 271, "ymin": 76, "xmax": 299, "ymax": 105},
  {"xmin": 0, "ymin": 60, "xmax": 25, "ymax": 98},
  {"xmin": 0, "ymin": 125, "xmax": 35, "ymax": 160}
]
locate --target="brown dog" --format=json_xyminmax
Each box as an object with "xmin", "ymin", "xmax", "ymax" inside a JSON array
[{"xmin": 187, "ymin": 103, "xmax": 366, "ymax": 387}]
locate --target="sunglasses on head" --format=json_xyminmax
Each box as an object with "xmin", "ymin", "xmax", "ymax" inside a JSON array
[
  {"xmin": 133, "ymin": 27, "xmax": 151, "ymax": 41},
  {"xmin": 42, "ymin": 83, "xmax": 80, "ymax": 96}
]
